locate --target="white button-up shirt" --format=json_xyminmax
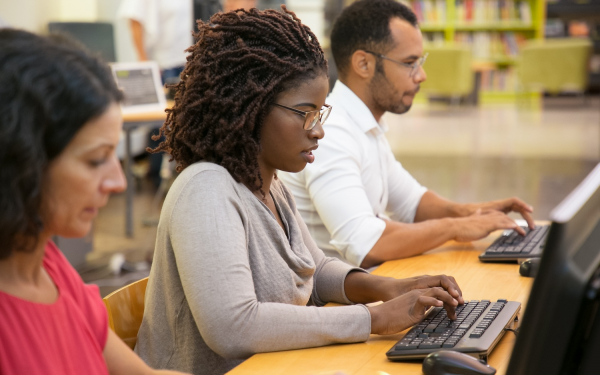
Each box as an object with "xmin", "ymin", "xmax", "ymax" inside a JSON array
[
  {"xmin": 279, "ymin": 81, "xmax": 427, "ymax": 266},
  {"xmin": 118, "ymin": 0, "xmax": 192, "ymax": 70}
]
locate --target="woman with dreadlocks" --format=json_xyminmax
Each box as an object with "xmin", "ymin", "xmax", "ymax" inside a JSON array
[{"xmin": 135, "ymin": 6, "xmax": 463, "ymax": 374}]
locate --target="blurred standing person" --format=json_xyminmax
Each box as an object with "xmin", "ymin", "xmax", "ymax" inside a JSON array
[
  {"xmin": 118, "ymin": 0, "xmax": 194, "ymax": 188},
  {"xmin": 118, "ymin": 0, "xmax": 193, "ymax": 84},
  {"xmin": 223, "ymin": 0, "xmax": 257, "ymax": 11}
]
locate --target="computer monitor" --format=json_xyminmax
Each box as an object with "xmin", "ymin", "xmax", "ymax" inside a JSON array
[
  {"xmin": 48, "ymin": 22, "xmax": 116, "ymax": 62},
  {"xmin": 507, "ymin": 162, "xmax": 600, "ymax": 375}
]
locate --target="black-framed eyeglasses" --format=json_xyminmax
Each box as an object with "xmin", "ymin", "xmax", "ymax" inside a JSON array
[
  {"xmin": 272, "ymin": 103, "xmax": 332, "ymax": 130},
  {"xmin": 364, "ymin": 50, "xmax": 428, "ymax": 78}
]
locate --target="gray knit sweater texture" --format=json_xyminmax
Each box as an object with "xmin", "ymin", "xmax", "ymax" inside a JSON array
[{"xmin": 135, "ymin": 162, "xmax": 371, "ymax": 374}]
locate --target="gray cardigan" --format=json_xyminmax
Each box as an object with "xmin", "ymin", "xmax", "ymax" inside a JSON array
[{"xmin": 135, "ymin": 162, "xmax": 371, "ymax": 375}]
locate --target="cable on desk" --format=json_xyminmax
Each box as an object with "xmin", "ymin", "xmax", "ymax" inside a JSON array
[{"xmin": 504, "ymin": 327, "xmax": 520, "ymax": 337}]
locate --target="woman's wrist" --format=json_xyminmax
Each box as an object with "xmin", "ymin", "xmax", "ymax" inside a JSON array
[
  {"xmin": 378, "ymin": 277, "xmax": 406, "ymax": 302},
  {"xmin": 345, "ymin": 272, "xmax": 400, "ymax": 304},
  {"xmin": 367, "ymin": 304, "xmax": 383, "ymax": 334}
]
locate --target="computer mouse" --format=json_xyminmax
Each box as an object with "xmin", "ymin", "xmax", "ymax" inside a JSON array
[
  {"xmin": 422, "ymin": 350, "xmax": 496, "ymax": 375},
  {"xmin": 519, "ymin": 257, "xmax": 541, "ymax": 278}
]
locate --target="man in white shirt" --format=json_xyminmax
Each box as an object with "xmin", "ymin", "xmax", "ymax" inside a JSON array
[
  {"xmin": 278, "ymin": 0, "xmax": 534, "ymax": 268},
  {"xmin": 119, "ymin": 0, "xmax": 194, "ymax": 187},
  {"xmin": 118, "ymin": 0, "xmax": 193, "ymax": 82}
]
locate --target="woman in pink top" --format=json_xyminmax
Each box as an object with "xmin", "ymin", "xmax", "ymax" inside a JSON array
[{"xmin": 0, "ymin": 29, "xmax": 188, "ymax": 375}]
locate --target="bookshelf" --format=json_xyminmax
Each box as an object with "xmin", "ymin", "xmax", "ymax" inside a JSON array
[
  {"xmin": 546, "ymin": 0, "xmax": 600, "ymax": 90},
  {"xmin": 410, "ymin": 0, "xmax": 546, "ymax": 103}
]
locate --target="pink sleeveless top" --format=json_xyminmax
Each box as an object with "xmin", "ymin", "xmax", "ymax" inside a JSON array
[{"xmin": 0, "ymin": 241, "xmax": 109, "ymax": 374}]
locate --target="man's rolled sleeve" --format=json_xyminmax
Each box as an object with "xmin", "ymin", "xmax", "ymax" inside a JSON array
[
  {"xmin": 386, "ymin": 158, "xmax": 428, "ymax": 223},
  {"xmin": 304, "ymin": 128, "xmax": 387, "ymax": 267},
  {"xmin": 329, "ymin": 216, "xmax": 386, "ymax": 267}
]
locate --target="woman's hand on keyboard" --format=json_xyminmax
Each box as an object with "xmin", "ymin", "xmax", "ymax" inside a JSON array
[
  {"xmin": 382, "ymin": 274, "xmax": 464, "ymax": 305},
  {"xmin": 368, "ymin": 287, "xmax": 459, "ymax": 335}
]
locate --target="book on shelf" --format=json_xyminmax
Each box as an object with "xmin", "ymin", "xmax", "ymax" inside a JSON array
[
  {"xmin": 455, "ymin": 0, "xmax": 532, "ymax": 25},
  {"xmin": 455, "ymin": 31, "xmax": 526, "ymax": 59},
  {"xmin": 423, "ymin": 32, "xmax": 446, "ymax": 45},
  {"xmin": 479, "ymin": 68, "xmax": 518, "ymax": 92},
  {"xmin": 412, "ymin": 0, "xmax": 447, "ymax": 24}
]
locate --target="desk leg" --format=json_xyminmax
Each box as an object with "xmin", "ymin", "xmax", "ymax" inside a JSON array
[{"xmin": 125, "ymin": 128, "xmax": 134, "ymax": 238}]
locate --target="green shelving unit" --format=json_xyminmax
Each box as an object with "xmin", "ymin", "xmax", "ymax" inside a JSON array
[{"xmin": 411, "ymin": 0, "xmax": 547, "ymax": 103}]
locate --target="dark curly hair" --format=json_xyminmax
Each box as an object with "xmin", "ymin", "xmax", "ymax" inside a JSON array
[
  {"xmin": 151, "ymin": 6, "xmax": 328, "ymax": 192},
  {"xmin": 0, "ymin": 29, "xmax": 123, "ymax": 259},
  {"xmin": 330, "ymin": 0, "xmax": 418, "ymax": 77}
]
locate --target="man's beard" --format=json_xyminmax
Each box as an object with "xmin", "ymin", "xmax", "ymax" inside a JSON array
[{"xmin": 368, "ymin": 70, "xmax": 416, "ymax": 115}]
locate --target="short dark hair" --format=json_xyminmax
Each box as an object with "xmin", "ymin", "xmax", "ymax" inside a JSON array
[
  {"xmin": 330, "ymin": 0, "xmax": 418, "ymax": 77},
  {"xmin": 151, "ymin": 7, "xmax": 327, "ymax": 193},
  {"xmin": 0, "ymin": 29, "xmax": 123, "ymax": 259}
]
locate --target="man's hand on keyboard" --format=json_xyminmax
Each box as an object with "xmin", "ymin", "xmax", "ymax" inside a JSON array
[
  {"xmin": 368, "ymin": 287, "xmax": 460, "ymax": 335},
  {"xmin": 452, "ymin": 209, "xmax": 527, "ymax": 241},
  {"xmin": 469, "ymin": 197, "xmax": 535, "ymax": 230}
]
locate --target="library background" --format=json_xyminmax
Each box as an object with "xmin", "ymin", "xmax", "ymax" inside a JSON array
[{"xmin": 0, "ymin": 0, "xmax": 598, "ymax": 295}]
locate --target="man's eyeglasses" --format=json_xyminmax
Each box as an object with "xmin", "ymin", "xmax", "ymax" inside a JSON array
[
  {"xmin": 272, "ymin": 103, "xmax": 332, "ymax": 130},
  {"xmin": 364, "ymin": 50, "xmax": 428, "ymax": 78}
]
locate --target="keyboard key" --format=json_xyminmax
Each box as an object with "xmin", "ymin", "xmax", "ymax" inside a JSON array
[
  {"xmin": 497, "ymin": 299, "xmax": 507, "ymax": 303},
  {"xmin": 506, "ymin": 231, "xmax": 519, "ymax": 244},
  {"xmin": 515, "ymin": 243, "xmax": 527, "ymax": 252},
  {"xmin": 419, "ymin": 343, "xmax": 442, "ymax": 349},
  {"xmin": 521, "ymin": 246, "xmax": 534, "ymax": 254},
  {"xmin": 395, "ymin": 343, "xmax": 419, "ymax": 350},
  {"xmin": 424, "ymin": 324, "xmax": 437, "ymax": 333}
]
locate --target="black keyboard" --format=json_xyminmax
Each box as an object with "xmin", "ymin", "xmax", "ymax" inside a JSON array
[
  {"xmin": 386, "ymin": 299, "xmax": 521, "ymax": 361},
  {"xmin": 479, "ymin": 224, "xmax": 550, "ymax": 262}
]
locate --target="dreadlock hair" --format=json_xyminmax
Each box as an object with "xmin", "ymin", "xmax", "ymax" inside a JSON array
[{"xmin": 151, "ymin": 6, "xmax": 328, "ymax": 192}]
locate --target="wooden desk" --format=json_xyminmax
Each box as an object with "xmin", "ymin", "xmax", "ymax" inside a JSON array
[
  {"xmin": 228, "ymin": 233, "xmax": 534, "ymax": 375},
  {"xmin": 121, "ymin": 106, "xmax": 169, "ymax": 237}
]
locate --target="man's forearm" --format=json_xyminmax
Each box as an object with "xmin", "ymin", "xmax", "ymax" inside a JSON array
[
  {"xmin": 361, "ymin": 218, "xmax": 457, "ymax": 268},
  {"xmin": 129, "ymin": 19, "xmax": 148, "ymax": 61},
  {"xmin": 414, "ymin": 190, "xmax": 473, "ymax": 222}
]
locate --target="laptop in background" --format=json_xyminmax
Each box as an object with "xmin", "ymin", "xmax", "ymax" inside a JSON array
[{"xmin": 110, "ymin": 61, "xmax": 166, "ymax": 115}]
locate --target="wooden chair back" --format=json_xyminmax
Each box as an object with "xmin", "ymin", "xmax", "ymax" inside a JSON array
[{"xmin": 102, "ymin": 277, "xmax": 148, "ymax": 349}]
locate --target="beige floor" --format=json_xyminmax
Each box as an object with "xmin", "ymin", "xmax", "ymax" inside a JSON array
[
  {"xmin": 385, "ymin": 98, "xmax": 600, "ymax": 160},
  {"xmin": 88, "ymin": 98, "xmax": 600, "ymax": 295}
]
